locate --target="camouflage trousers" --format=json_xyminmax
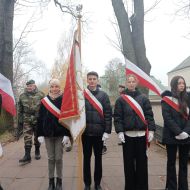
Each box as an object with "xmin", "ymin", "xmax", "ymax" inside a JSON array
[{"xmin": 23, "ymin": 122, "xmax": 40, "ymax": 148}]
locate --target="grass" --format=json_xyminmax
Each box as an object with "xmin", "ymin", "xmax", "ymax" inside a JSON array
[{"xmin": 0, "ymin": 130, "xmax": 15, "ymax": 145}]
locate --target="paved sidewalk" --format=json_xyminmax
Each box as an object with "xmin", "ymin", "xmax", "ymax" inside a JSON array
[{"xmin": 0, "ymin": 132, "xmax": 188, "ymax": 190}]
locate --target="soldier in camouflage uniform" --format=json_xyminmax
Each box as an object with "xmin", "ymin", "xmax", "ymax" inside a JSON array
[{"xmin": 18, "ymin": 80, "xmax": 44, "ymax": 165}]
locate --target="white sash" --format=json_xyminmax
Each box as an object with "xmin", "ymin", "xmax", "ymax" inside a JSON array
[
  {"xmin": 162, "ymin": 96, "xmax": 189, "ymax": 119},
  {"xmin": 121, "ymin": 94, "xmax": 147, "ymax": 125},
  {"xmin": 41, "ymin": 97, "xmax": 60, "ymax": 118},
  {"xmin": 84, "ymin": 88, "xmax": 104, "ymax": 117}
]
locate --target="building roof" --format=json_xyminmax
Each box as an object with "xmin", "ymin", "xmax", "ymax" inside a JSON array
[{"xmin": 168, "ymin": 56, "xmax": 190, "ymax": 73}]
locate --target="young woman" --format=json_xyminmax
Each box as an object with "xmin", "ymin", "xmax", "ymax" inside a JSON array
[
  {"xmin": 161, "ymin": 76, "xmax": 190, "ymax": 190},
  {"xmin": 114, "ymin": 74, "xmax": 155, "ymax": 190},
  {"xmin": 37, "ymin": 79, "xmax": 71, "ymax": 190}
]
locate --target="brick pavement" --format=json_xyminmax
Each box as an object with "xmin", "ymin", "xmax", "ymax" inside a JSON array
[{"xmin": 0, "ymin": 132, "xmax": 188, "ymax": 190}]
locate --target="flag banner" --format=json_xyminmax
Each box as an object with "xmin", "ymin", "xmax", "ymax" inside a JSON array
[
  {"xmin": 125, "ymin": 58, "xmax": 162, "ymax": 96},
  {"xmin": 59, "ymin": 30, "xmax": 86, "ymax": 141},
  {"xmin": 0, "ymin": 73, "xmax": 16, "ymax": 116}
]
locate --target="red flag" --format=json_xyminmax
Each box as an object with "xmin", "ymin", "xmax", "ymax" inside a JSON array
[
  {"xmin": 125, "ymin": 58, "xmax": 162, "ymax": 96},
  {"xmin": 59, "ymin": 30, "xmax": 86, "ymax": 141},
  {"xmin": 0, "ymin": 73, "xmax": 16, "ymax": 116}
]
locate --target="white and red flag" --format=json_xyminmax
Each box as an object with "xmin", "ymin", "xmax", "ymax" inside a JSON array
[
  {"xmin": 59, "ymin": 30, "xmax": 86, "ymax": 141},
  {"xmin": 125, "ymin": 58, "xmax": 162, "ymax": 96},
  {"xmin": 0, "ymin": 73, "xmax": 16, "ymax": 116}
]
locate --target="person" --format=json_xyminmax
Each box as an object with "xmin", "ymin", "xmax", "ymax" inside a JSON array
[
  {"xmin": 37, "ymin": 78, "xmax": 71, "ymax": 190},
  {"xmin": 17, "ymin": 79, "xmax": 45, "ymax": 165},
  {"xmin": 0, "ymin": 94, "xmax": 4, "ymax": 190},
  {"xmin": 97, "ymin": 84, "xmax": 108, "ymax": 155},
  {"xmin": 114, "ymin": 74, "xmax": 156, "ymax": 190},
  {"xmin": 117, "ymin": 84, "xmax": 125, "ymax": 146},
  {"xmin": 161, "ymin": 76, "xmax": 190, "ymax": 190},
  {"xmin": 83, "ymin": 71, "xmax": 112, "ymax": 190}
]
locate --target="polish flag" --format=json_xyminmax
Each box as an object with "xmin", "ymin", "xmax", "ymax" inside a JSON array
[
  {"xmin": 0, "ymin": 73, "xmax": 16, "ymax": 116},
  {"xmin": 125, "ymin": 58, "xmax": 162, "ymax": 96}
]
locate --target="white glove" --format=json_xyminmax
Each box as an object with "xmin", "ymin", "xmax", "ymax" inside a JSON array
[
  {"xmin": 118, "ymin": 132, "xmax": 125, "ymax": 143},
  {"xmin": 0, "ymin": 143, "xmax": 3, "ymax": 158},
  {"xmin": 148, "ymin": 131, "xmax": 154, "ymax": 142},
  {"xmin": 62, "ymin": 136, "xmax": 71, "ymax": 146},
  {"xmin": 38, "ymin": 136, "xmax": 44, "ymax": 144},
  {"xmin": 102, "ymin": 132, "xmax": 109, "ymax": 142},
  {"xmin": 175, "ymin": 132, "xmax": 189, "ymax": 140}
]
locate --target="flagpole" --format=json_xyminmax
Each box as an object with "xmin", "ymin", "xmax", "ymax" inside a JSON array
[
  {"xmin": 76, "ymin": 4, "xmax": 83, "ymax": 190},
  {"xmin": 76, "ymin": 4, "xmax": 82, "ymax": 57}
]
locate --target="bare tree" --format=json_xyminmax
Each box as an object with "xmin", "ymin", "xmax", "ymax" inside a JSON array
[
  {"xmin": 100, "ymin": 58, "xmax": 125, "ymax": 103},
  {"xmin": 13, "ymin": 38, "xmax": 45, "ymax": 99},
  {"xmin": 111, "ymin": 0, "xmax": 161, "ymax": 75}
]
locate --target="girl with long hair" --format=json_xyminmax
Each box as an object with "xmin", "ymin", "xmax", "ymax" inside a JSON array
[{"xmin": 161, "ymin": 76, "xmax": 190, "ymax": 190}]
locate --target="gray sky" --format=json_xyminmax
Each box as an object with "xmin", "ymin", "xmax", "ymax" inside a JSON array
[{"xmin": 14, "ymin": 0, "xmax": 190, "ymax": 86}]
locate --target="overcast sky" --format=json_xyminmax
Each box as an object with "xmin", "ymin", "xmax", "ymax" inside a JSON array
[{"xmin": 14, "ymin": 0, "xmax": 190, "ymax": 86}]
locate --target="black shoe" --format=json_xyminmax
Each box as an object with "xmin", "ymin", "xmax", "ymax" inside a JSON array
[
  {"xmin": 19, "ymin": 147, "xmax": 31, "ymax": 165},
  {"xmin": 118, "ymin": 142, "xmax": 122, "ymax": 145},
  {"xmin": 35, "ymin": 146, "xmax": 41, "ymax": 160},
  {"xmin": 55, "ymin": 178, "xmax": 62, "ymax": 190},
  {"xmin": 48, "ymin": 178, "xmax": 55, "ymax": 190},
  {"xmin": 84, "ymin": 185, "xmax": 91, "ymax": 190},
  {"xmin": 0, "ymin": 184, "xmax": 3, "ymax": 190},
  {"xmin": 102, "ymin": 146, "xmax": 107, "ymax": 155},
  {"xmin": 95, "ymin": 185, "xmax": 102, "ymax": 190}
]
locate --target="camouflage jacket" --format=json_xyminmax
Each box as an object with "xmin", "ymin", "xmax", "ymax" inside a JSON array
[{"xmin": 18, "ymin": 88, "xmax": 45, "ymax": 125}]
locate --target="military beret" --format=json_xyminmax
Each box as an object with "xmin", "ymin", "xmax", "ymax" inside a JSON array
[{"xmin": 26, "ymin": 79, "xmax": 35, "ymax": 85}]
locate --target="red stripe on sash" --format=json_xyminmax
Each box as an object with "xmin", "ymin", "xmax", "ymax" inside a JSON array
[
  {"xmin": 162, "ymin": 96, "xmax": 188, "ymax": 120},
  {"xmin": 41, "ymin": 98, "xmax": 60, "ymax": 118},
  {"xmin": 84, "ymin": 89, "xmax": 104, "ymax": 118},
  {"xmin": 121, "ymin": 94, "xmax": 147, "ymax": 125}
]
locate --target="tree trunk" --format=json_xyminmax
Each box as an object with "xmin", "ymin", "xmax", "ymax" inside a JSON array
[
  {"xmin": 111, "ymin": 0, "xmax": 137, "ymax": 64},
  {"xmin": 0, "ymin": 0, "xmax": 14, "ymax": 129},
  {"xmin": 111, "ymin": 0, "xmax": 151, "ymax": 75},
  {"xmin": 0, "ymin": 0, "xmax": 14, "ymax": 82}
]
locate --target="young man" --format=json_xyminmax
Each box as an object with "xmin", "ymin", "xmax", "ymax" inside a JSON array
[
  {"xmin": 83, "ymin": 71, "xmax": 112, "ymax": 190},
  {"xmin": 18, "ymin": 80, "xmax": 44, "ymax": 165}
]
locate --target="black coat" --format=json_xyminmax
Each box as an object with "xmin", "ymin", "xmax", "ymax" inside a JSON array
[
  {"xmin": 83, "ymin": 87, "xmax": 112, "ymax": 136},
  {"xmin": 114, "ymin": 89, "xmax": 155, "ymax": 133},
  {"xmin": 37, "ymin": 95, "xmax": 70, "ymax": 137},
  {"xmin": 161, "ymin": 90, "xmax": 190, "ymax": 144}
]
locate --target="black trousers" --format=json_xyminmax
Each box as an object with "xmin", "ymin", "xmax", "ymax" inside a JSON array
[
  {"xmin": 82, "ymin": 135, "xmax": 103, "ymax": 186},
  {"xmin": 122, "ymin": 135, "xmax": 148, "ymax": 190},
  {"xmin": 166, "ymin": 144, "xmax": 189, "ymax": 190}
]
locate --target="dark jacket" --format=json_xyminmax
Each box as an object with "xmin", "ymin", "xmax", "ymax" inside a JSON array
[
  {"xmin": 83, "ymin": 87, "xmax": 112, "ymax": 136},
  {"xmin": 37, "ymin": 95, "xmax": 70, "ymax": 137},
  {"xmin": 114, "ymin": 89, "xmax": 155, "ymax": 133},
  {"xmin": 161, "ymin": 90, "xmax": 190, "ymax": 144}
]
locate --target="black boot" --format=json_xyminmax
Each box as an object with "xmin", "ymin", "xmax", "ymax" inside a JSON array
[
  {"xmin": 19, "ymin": 146, "xmax": 31, "ymax": 165},
  {"xmin": 84, "ymin": 185, "xmax": 91, "ymax": 190},
  {"xmin": 0, "ymin": 183, "xmax": 3, "ymax": 190},
  {"xmin": 55, "ymin": 178, "xmax": 62, "ymax": 190},
  {"xmin": 48, "ymin": 178, "xmax": 55, "ymax": 190},
  {"xmin": 94, "ymin": 185, "xmax": 102, "ymax": 190},
  {"xmin": 35, "ymin": 146, "xmax": 41, "ymax": 160}
]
